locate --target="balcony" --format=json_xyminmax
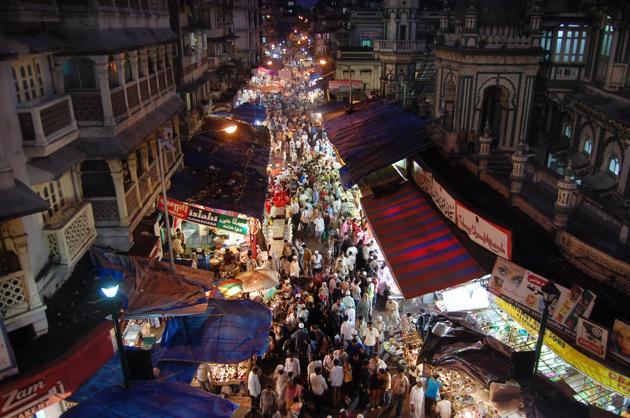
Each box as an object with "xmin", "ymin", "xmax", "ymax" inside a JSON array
[
  {"xmin": 43, "ymin": 201, "xmax": 96, "ymax": 266},
  {"xmin": 125, "ymin": 184, "xmax": 140, "ymax": 218},
  {"xmin": 18, "ymin": 94, "xmax": 79, "ymax": 158},
  {"xmin": 88, "ymin": 197, "xmax": 120, "ymax": 226},
  {"xmin": 374, "ymin": 40, "xmax": 426, "ymax": 54}
]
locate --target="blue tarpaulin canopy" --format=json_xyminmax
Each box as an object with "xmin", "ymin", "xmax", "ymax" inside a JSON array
[
  {"xmin": 168, "ymin": 117, "xmax": 270, "ymax": 219},
  {"xmin": 159, "ymin": 299, "xmax": 272, "ymax": 364},
  {"xmin": 91, "ymin": 249, "xmax": 216, "ymax": 318},
  {"xmin": 69, "ymin": 352, "xmax": 198, "ymax": 403},
  {"xmin": 62, "ymin": 381, "xmax": 237, "ymax": 418},
  {"xmin": 322, "ymin": 99, "xmax": 426, "ymax": 188},
  {"xmin": 230, "ymin": 102, "xmax": 267, "ymax": 124}
]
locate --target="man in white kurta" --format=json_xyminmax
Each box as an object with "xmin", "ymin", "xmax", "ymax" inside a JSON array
[{"xmin": 409, "ymin": 379, "xmax": 425, "ymax": 418}]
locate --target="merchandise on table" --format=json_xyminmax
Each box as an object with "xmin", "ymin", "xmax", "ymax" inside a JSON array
[
  {"xmin": 207, "ymin": 361, "xmax": 249, "ymax": 385},
  {"xmin": 122, "ymin": 318, "xmax": 164, "ymax": 348}
]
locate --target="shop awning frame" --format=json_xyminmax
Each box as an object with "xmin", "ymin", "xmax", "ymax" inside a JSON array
[{"xmin": 362, "ymin": 183, "xmax": 485, "ymax": 299}]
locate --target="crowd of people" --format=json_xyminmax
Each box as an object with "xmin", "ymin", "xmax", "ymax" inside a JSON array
[{"xmin": 231, "ymin": 54, "xmax": 453, "ymax": 418}]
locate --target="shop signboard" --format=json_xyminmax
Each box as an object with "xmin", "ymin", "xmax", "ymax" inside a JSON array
[
  {"xmin": 328, "ymin": 80, "xmax": 363, "ymax": 92},
  {"xmin": 0, "ymin": 322, "xmax": 114, "ymax": 418},
  {"xmin": 157, "ymin": 196, "xmax": 249, "ymax": 235},
  {"xmin": 610, "ymin": 320, "xmax": 630, "ymax": 365},
  {"xmin": 492, "ymin": 295, "xmax": 630, "ymax": 398},
  {"xmin": 576, "ymin": 318, "xmax": 608, "ymax": 359},
  {"xmin": 0, "ymin": 319, "xmax": 17, "ymax": 381},
  {"xmin": 431, "ymin": 179, "xmax": 456, "ymax": 223},
  {"xmin": 456, "ymin": 202, "xmax": 511, "ymax": 259},
  {"xmin": 412, "ymin": 161, "xmax": 432, "ymax": 194},
  {"xmin": 489, "ymin": 258, "xmax": 596, "ymax": 337}
]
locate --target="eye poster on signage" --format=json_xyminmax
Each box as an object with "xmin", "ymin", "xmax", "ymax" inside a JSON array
[
  {"xmin": 576, "ymin": 317, "xmax": 608, "ymax": 359},
  {"xmin": 489, "ymin": 257, "xmax": 596, "ymax": 337}
]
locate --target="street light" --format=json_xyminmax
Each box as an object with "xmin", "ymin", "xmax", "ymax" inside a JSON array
[
  {"xmin": 100, "ymin": 276, "xmax": 130, "ymax": 389},
  {"xmin": 532, "ymin": 281, "xmax": 561, "ymax": 377},
  {"xmin": 157, "ymin": 124, "xmax": 238, "ymax": 271}
]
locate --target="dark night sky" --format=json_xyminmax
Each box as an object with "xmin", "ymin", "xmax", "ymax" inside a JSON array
[{"xmin": 297, "ymin": 0, "xmax": 317, "ymax": 8}]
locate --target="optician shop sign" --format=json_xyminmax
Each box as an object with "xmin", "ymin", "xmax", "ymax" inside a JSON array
[
  {"xmin": 157, "ymin": 196, "xmax": 249, "ymax": 235},
  {"xmin": 489, "ymin": 257, "xmax": 596, "ymax": 337}
]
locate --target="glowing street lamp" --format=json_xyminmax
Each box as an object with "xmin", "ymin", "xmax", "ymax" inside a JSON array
[
  {"xmin": 100, "ymin": 276, "xmax": 130, "ymax": 389},
  {"xmin": 267, "ymin": 60, "xmax": 273, "ymax": 66},
  {"xmin": 222, "ymin": 124, "xmax": 238, "ymax": 134}
]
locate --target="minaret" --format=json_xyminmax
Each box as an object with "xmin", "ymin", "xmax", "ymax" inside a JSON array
[
  {"xmin": 478, "ymin": 125, "xmax": 492, "ymax": 173},
  {"xmin": 553, "ymin": 162, "xmax": 577, "ymax": 228},
  {"xmin": 510, "ymin": 139, "xmax": 528, "ymax": 205}
]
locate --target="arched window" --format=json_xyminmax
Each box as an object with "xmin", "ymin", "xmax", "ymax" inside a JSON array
[
  {"xmin": 608, "ymin": 154, "xmax": 620, "ymax": 176},
  {"xmin": 583, "ymin": 137, "xmax": 593, "ymax": 155},
  {"xmin": 63, "ymin": 58, "xmax": 96, "ymax": 90},
  {"xmin": 107, "ymin": 56, "xmax": 119, "ymax": 87},
  {"xmin": 124, "ymin": 53, "xmax": 133, "ymax": 82},
  {"xmin": 562, "ymin": 121, "xmax": 572, "ymax": 138}
]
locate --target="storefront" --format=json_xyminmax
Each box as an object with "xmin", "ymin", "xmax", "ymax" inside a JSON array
[{"xmin": 483, "ymin": 296, "xmax": 629, "ymax": 414}]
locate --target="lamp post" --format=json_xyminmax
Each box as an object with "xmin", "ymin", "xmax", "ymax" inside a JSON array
[
  {"xmin": 101, "ymin": 279, "xmax": 130, "ymax": 389},
  {"xmin": 157, "ymin": 124, "xmax": 238, "ymax": 271},
  {"xmin": 532, "ymin": 281, "xmax": 561, "ymax": 377},
  {"xmin": 319, "ymin": 59, "xmax": 354, "ymax": 113}
]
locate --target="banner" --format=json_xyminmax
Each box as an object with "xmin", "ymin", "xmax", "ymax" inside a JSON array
[
  {"xmin": 492, "ymin": 295, "xmax": 630, "ymax": 398},
  {"xmin": 412, "ymin": 161, "xmax": 432, "ymax": 195},
  {"xmin": 0, "ymin": 319, "xmax": 17, "ymax": 381},
  {"xmin": 610, "ymin": 320, "xmax": 630, "ymax": 365},
  {"xmin": 576, "ymin": 318, "xmax": 608, "ymax": 359},
  {"xmin": 431, "ymin": 179, "xmax": 456, "ymax": 223},
  {"xmin": 0, "ymin": 322, "xmax": 114, "ymax": 418},
  {"xmin": 489, "ymin": 258, "xmax": 596, "ymax": 337},
  {"xmin": 329, "ymin": 80, "xmax": 363, "ymax": 92},
  {"xmin": 456, "ymin": 202, "xmax": 511, "ymax": 259},
  {"xmin": 157, "ymin": 197, "xmax": 249, "ymax": 235}
]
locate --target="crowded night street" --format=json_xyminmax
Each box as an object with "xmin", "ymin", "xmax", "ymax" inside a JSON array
[{"xmin": 1, "ymin": 1, "xmax": 630, "ymax": 418}]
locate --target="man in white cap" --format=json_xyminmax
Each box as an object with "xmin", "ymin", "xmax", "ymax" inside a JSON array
[
  {"xmin": 342, "ymin": 290, "xmax": 355, "ymax": 310},
  {"xmin": 374, "ymin": 315, "xmax": 386, "ymax": 343},
  {"xmin": 385, "ymin": 295, "xmax": 400, "ymax": 330},
  {"xmin": 312, "ymin": 249, "xmax": 323, "ymax": 274},
  {"xmin": 289, "ymin": 255, "xmax": 300, "ymax": 278}
]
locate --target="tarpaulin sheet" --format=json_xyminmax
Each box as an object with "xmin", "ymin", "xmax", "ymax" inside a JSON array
[
  {"xmin": 160, "ymin": 299, "xmax": 272, "ymax": 364},
  {"xmin": 168, "ymin": 118, "xmax": 270, "ymax": 219},
  {"xmin": 362, "ymin": 183, "xmax": 485, "ymax": 299},
  {"xmin": 91, "ymin": 249, "xmax": 215, "ymax": 318},
  {"xmin": 62, "ymin": 381, "xmax": 237, "ymax": 418},
  {"xmin": 323, "ymin": 99, "xmax": 426, "ymax": 187},
  {"xmin": 231, "ymin": 102, "xmax": 267, "ymax": 124}
]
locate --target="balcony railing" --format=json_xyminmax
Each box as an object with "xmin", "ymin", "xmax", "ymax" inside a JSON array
[
  {"xmin": 0, "ymin": 270, "xmax": 29, "ymax": 319},
  {"xmin": 110, "ymin": 86, "xmax": 128, "ymax": 119},
  {"xmin": 373, "ymin": 40, "xmax": 426, "ymax": 54},
  {"xmin": 149, "ymin": 162, "xmax": 159, "ymax": 187},
  {"xmin": 70, "ymin": 91, "xmax": 103, "ymax": 122},
  {"xmin": 88, "ymin": 197, "xmax": 120, "ymax": 226},
  {"xmin": 43, "ymin": 201, "xmax": 96, "ymax": 266},
  {"xmin": 125, "ymin": 184, "xmax": 140, "ymax": 217},
  {"xmin": 18, "ymin": 94, "xmax": 78, "ymax": 151},
  {"xmin": 138, "ymin": 173, "xmax": 151, "ymax": 201}
]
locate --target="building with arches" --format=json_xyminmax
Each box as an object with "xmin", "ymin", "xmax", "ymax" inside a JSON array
[{"xmin": 432, "ymin": 0, "xmax": 543, "ymax": 150}]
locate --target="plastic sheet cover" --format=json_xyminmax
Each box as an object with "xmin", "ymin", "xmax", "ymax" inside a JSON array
[
  {"xmin": 62, "ymin": 381, "xmax": 237, "ymax": 418},
  {"xmin": 168, "ymin": 118, "xmax": 270, "ymax": 219},
  {"xmin": 323, "ymin": 99, "xmax": 426, "ymax": 188},
  {"xmin": 159, "ymin": 299, "xmax": 272, "ymax": 364}
]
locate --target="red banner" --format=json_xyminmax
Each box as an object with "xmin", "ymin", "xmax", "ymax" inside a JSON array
[{"xmin": 0, "ymin": 322, "xmax": 114, "ymax": 418}]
